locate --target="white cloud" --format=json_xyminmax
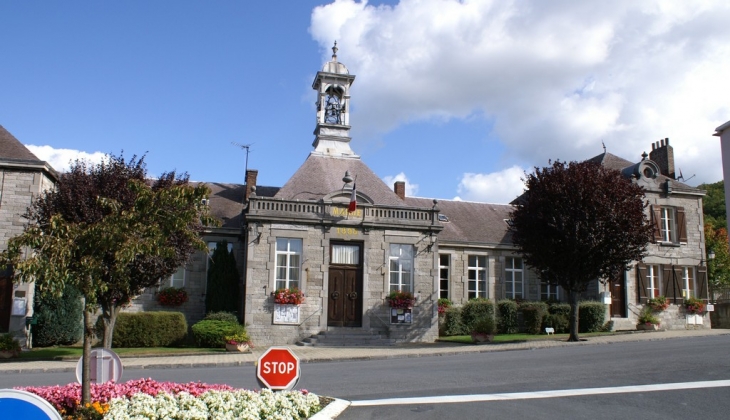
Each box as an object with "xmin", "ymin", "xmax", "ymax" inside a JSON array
[
  {"xmin": 456, "ymin": 166, "xmax": 525, "ymax": 204},
  {"xmin": 25, "ymin": 145, "xmax": 107, "ymax": 173},
  {"xmin": 382, "ymin": 172, "xmax": 419, "ymax": 196},
  {"xmin": 310, "ymin": 0, "xmax": 730, "ymax": 188}
]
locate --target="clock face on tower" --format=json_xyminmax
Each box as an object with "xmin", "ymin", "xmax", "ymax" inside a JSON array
[{"xmin": 324, "ymin": 94, "xmax": 342, "ymax": 124}]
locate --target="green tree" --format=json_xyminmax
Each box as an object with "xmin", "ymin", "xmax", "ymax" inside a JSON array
[
  {"xmin": 205, "ymin": 242, "xmax": 241, "ymax": 315},
  {"xmin": 510, "ymin": 161, "xmax": 653, "ymax": 341},
  {"xmin": 32, "ymin": 283, "xmax": 83, "ymax": 347},
  {"xmin": 698, "ymin": 180, "xmax": 726, "ymax": 230},
  {"xmin": 0, "ymin": 154, "xmax": 216, "ymax": 403},
  {"xmin": 705, "ymin": 224, "xmax": 730, "ymax": 296}
]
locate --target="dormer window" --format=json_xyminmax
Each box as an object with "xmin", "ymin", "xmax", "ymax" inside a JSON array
[{"xmin": 438, "ymin": 214, "xmax": 449, "ymax": 222}]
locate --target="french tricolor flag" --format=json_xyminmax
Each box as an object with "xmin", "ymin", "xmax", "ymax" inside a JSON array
[{"xmin": 348, "ymin": 182, "xmax": 357, "ymax": 213}]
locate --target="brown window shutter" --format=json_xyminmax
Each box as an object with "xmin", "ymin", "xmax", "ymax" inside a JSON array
[
  {"xmin": 636, "ymin": 264, "xmax": 648, "ymax": 303},
  {"xmin": 676, "ymin": 207, "xmax": 687, "ymax": 243},
  {"xmin": 651, "ymin": 205, "xmax": 662, "ymax": 242},
  {"xmin": 661, "ymin": 265, "xmax": 676, "ymax": 303},
  {"xmin": 672, "ymin": 266, "xmax": 684, "ymax": 304},
  {"xmin": 696, "ymin": 266, "xmax": 708, "ymax": 301}
]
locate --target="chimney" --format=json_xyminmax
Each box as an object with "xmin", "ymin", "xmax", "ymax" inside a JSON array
[
  {"xmin": 394, "ymin": 181, "xmax": 406, "ymax": 200},
  {"xmin": 649, "ymin": 138, "xmax": 675, "ymax": 179},
  {"xmin": 245, "ymin": 169, "xmax": 258, "ymax": 201}
]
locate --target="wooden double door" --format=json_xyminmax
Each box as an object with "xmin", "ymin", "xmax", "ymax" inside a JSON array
[{"xmin": 327, "ymin": 242, "xmax": 363, "ymax": 328}]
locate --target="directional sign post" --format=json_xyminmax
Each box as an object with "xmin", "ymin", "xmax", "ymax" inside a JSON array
[{"xmin": 256, "ymin": 347, "xmax": 301, "ymax": 391}]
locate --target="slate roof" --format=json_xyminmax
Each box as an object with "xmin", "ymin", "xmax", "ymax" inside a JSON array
[
  {"xmin": 195, "ymin": 182, "xmax": 280, "ymax": 229},
  {"xmin": 405, "ymin": 197, "xmax": 514, "ymax": 246},
  {"xmin": 0, "ymin": 125, "xmax": 41, "ymax": 162},
  {"xmin": 586, "ymin": 152, "xmax": 701, "ymax": 193},
  {"xmin": 274, "ymin": 154, "xmax": 406, "ymax": 206}
]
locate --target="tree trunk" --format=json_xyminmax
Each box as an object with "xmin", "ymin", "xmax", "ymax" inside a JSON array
[
  {"xmin": 82, "ymin": 302, "xmax": 93, "ymax": 404},
  {"xmin": 101, "ymin": 302, "xmax": 122, "ymax": 349},
  {"xmin": 568, "ymin": 290, "xmax": 580, "ymax": 342}
]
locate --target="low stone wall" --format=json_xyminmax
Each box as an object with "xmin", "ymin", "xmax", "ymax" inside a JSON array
[{"xmin": 710, "ymin": 303, "xmax": 730, "ymax": 329}]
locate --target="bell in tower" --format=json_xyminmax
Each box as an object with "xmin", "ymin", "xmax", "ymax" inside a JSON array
[{"xmin": 311, "ymin": 41, "xmax": 358, "ymax": 158}]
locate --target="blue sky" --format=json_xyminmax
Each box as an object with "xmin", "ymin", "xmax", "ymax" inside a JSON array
[{"xmin": 1, "ymin": 1, "xmax": 728, "ymax": 204}]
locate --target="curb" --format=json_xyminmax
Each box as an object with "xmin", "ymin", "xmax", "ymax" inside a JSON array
[{"xmin": 310, "ymin": 398, "xmax": 351, "ymax": 420}]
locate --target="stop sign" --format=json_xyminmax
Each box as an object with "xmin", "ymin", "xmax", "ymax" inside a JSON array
[{"xmin": 256, "ymin": 347, "xmax": 301, "ymax": 390}]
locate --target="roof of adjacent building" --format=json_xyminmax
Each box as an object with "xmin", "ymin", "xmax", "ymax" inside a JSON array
[
  {"xmin": 405, "ymin": 197, "xmax": 514, "ymax": 246},
  {"xmin": 274, "ymin": 154, "xmax": 406, "ymax": 206},
  {"xmin": 0, "ymin": 124, "xmax": 42, "ymax": 162}
]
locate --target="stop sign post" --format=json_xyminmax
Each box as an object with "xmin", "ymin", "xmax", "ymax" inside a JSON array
[{"xmin": 257, "ymin": 347, "xmax": 301, "ymax": 390}]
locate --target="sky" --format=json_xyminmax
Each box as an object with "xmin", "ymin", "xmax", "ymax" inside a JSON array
[{"xmin": 1, "ymin": 0, "xmax": 728, "ymax": 204}]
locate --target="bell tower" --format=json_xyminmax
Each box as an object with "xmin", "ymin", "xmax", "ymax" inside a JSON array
[{"xmin": 311, "ymin": 41, "xmax": 358, "ymax": 158}]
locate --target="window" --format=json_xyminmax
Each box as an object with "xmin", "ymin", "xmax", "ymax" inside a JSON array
[
  {"xmin": 681, "ymin": 266, "xmax": 694, "ymax": 299},
  {"xmin": 169, "ymin": 267, "xmax": 185, "ymax": 288},
  {"xmin": 439, "ymin": 254, "xmax": 450, "ymax": 299},
  {"xmin": 646, "ymin": 265, "xmax": 660, "ymax": 298},
  {"xmin": 389, "ymin": 244, "xmax": 413, "ymax": 293},
  {"xmin": 468, "ymin": 255, "xmax": 487, "ymax": 299},
  {"xmin": 651, "ymin": 205, "xmax": 687, "ymax": 244},
  {"xmin": 540, "ymin": 281, "xmax": 559, "ymax": 301},
  {"xmin": 275, "ymin": 238, "xmax": 302, "ymax": 290},
  {"xmin": 505, "ymin": 257, "xmax": 523, "ymax": 300}
]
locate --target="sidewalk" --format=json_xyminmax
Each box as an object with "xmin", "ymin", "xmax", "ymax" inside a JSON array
[{"xmin": 1, "ymin": 328, "xmax": 728, "ymax": 374}]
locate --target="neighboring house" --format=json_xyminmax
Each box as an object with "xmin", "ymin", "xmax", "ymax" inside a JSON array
[
  {"xmin": 0, "ymin": 125, "xmax": 57, "ymax": 341},
  {"xmin": 714, "ymin": 120, "xmax": 730, "ymax": 235}
]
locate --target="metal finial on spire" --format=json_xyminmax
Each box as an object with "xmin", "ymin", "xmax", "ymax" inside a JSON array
[
  {"xmin": 332, "ymin": 41, "xmax": 338, "ymax": 61},
  {"xmin": 602, "ymin": 141, "xmax": 606, "ymax": 154}
]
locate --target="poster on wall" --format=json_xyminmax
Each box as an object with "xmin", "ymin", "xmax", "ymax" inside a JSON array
[
  {"xmin": 390, "ymin": 308, "xmax": 412, "ymax": 324},
  {"xmin": 273, "ymin": 304, "xmax": 300, "ymax": 325}
]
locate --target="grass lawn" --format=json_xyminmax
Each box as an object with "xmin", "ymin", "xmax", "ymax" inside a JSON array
[
  {"xmin": 438, "ymin": 331, "xmax": 615, "ymax": 344},
  {"xmin": 15, "ymin": 346, "xmax": 224, "ymax": 361}
]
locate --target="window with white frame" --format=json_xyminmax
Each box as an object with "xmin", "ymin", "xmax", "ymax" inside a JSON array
[
  {"xmin": 505, "ymin": 257, "xmax": 524, "ymax": 300},
  {"xmin": 169, "ymin": 267, "xmax": 185, "ymax": 288},
  {"xmin": 275, "ymin": 238, "xmax": 302, "ymax": 290},
  {"xmin": 439, "ymin": 254, "xmax": 450, "ymax": 299},
  {"xmin": 540, "ymin": 281, "xmax": 559, "ymax": 301},
  {"xmin": 389, "ymin": 244, "xmax": 413, "ymax": 293},
  {"xmin": 468, "ymin": 255, "xmax": 487, "ymax": 299},
  {"xmin": 681, "ymin": 266, "xmax": 695, "ymax": 298},
  {"xmin": 651, "ymin": 205, "xmax": 687, "ymax": 244},
  {"xmin": 646, "ymin": 264, "xmax": 660, "ymax": 298}
]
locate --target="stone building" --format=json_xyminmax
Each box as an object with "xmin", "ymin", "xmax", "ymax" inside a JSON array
[
  {"xmin": 0, "ymin": 48, "xmax": 711, "ymax": 347},
  {"xmin": 0, "ymin": 125, "xmax": 57, "ymax": 340}
]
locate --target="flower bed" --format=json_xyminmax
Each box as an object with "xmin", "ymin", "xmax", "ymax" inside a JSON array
[{"xmin": 18, "ymin": 378, "xmax": 321, "ymax": 419}]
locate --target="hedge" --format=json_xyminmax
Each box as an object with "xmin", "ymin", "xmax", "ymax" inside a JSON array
[
  {"xmin": 519, "ymin": 302, "xmax": 547, "ymax": 335},
  {"xmin": 107, "ymin": 312, "xmax": 187, "ymax": 348},
  {"xmin": 442, "ymin": 307, "xmax": 467, "ymax": 336},
  {"xmin": 191, "ymin": 319, "xmax": 246, "ymax": 348},
  {"xmin": 496, "ymin": 300, "xmax": 519, "ymax": 334},
  {"xmin": 579, "ymin": 301, "xmax": 606, "ymax": 333},
  {"xmin": 461, "ymin": 299, "xmax": 494, "ymax": 333}
]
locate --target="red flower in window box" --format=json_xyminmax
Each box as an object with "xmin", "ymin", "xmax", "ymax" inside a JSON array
[
  {"xmin": 156, "ymin": 287, "xmax": 189, "ymax": 307},
  {"xmin": 684, "ymin": 297, "xmax": 705, "ymax": 315},
  {"xmin": 273, "ymin": 288, "xmax": 305, "ymax": 305},
  {"xmin": 387, "ymin": 290, "xmax": 415, "ymax": 309}
]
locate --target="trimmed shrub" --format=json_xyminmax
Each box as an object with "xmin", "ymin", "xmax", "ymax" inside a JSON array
[
  {"xmin": 204, "ymin": 311, "xmax": 239, "ymax": 324},
  {"xmin": 542, "ymin": 313, "xmax": 569, "ymax": 334},
  {"xmin": 461, "ymin": 299, "xmax": 494, "ymax": 333},
  {"xmin": 442, "ymin": 307, "xmax": 467, "ymax": 336},
  {"xmin": 206, "ymin": 242, "xmax": 241, "ymax": 315},
  {"xmin": 108, "ymin": 312, "xmax": 187, "ymax": 348},
  {"xmin": 579, "ymin": 301, "xmax": 606, "ymax": 333},
  {"xmin": 520, "ymin": 302, "xmax": 548, "ymax": 334},
  {"xmin": 32, "ymin": 284, "xmax": 83, "ymax": 347},
  {"xmin": 472, "ymin": 316, "xmax": 496, "ymax": 335},
  {"xmin": 548, "ymin": 303, "xmax": 571, "ymax": 318},
  {"xmin": 191, "ymin": 319, "xmax": 246, "ymax": 348},
  {"xmin": 496, "ymin": 300, "xmax": 519, "ymax": 334}
]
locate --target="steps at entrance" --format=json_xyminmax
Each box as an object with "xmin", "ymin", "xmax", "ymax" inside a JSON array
[{"xmin": 296, "ymin": 328, "xmax": 395, "ymax": 347}]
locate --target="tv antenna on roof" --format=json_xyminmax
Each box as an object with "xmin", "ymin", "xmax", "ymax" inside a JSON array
[
  {"xmin": 231, "ymin": 142, "xmax": 254, "ymax": 177},
  {"xmin": 676, "ymin": 168, "xmax": 695, "ymax": 183}
]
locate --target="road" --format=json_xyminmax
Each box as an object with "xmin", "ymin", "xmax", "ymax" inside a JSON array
[{"xmin": 2, "ymin": 335, "xmax": 729, "ymax": 419}]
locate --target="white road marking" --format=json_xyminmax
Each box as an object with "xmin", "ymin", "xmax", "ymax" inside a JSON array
[{"xmin": 349, "ymin": 380, "xmax": 730, "ymax": 407}]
